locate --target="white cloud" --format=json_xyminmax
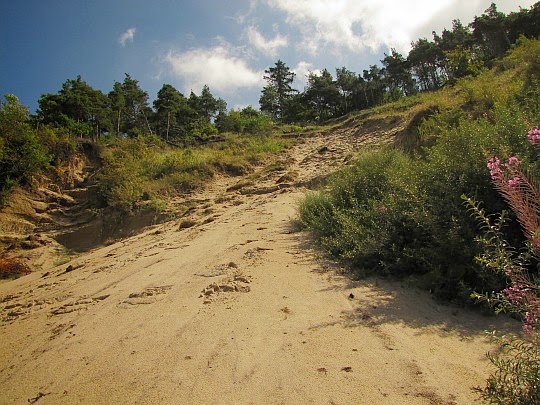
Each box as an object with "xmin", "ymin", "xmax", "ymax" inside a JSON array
[
  {"xmin": 163, "ymin": 40, "xmax": 265, "ymax": 94},
  {"xmin": 264, "ymin": 0, "xmax": 490, "ymax": 55},
  {"xmin": 292, "ymin": 61, "xmax": 320, "ymax": 90},
  {"xmin": 246, "ymin": 25, "xmax": 288, "ymax": 57},
  {"xmin": 118, "ymin": 27, "xmax": 136, "ymax": 47}
]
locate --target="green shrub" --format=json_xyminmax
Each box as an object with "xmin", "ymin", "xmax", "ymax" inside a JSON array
[
  {"xmin": 216, "ymin": 107, "xmax": 273, "ymax": 135},
  {"xmin": 0, "ymin": 94, "xmax": 51, "ymax": 203},
  {"xmin": 300, "ymin": 149, "xmax": 432, "ymax": 276},
  {"xmin": 96, "ymin": 137, "xmax": 149, "ymax": 211},
  {"xmin": 299, "ymin": 41, "xmax": 540, "ymax": 301}
]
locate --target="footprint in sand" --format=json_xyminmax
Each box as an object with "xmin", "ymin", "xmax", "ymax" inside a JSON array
[
  {"xmin": 118, "ymin": 285, "xmax": 172, "ymax": 307},
  {"xmin": 50, "ymin": 295, "xmax": 110, "ymax": 316},
  {"xmin": 1, "ymin": 295, "xmax": 59, "ymax": 323},
  {"xmin": 200, "ymin": 273, "xmax": 252, "ymax": 304}
]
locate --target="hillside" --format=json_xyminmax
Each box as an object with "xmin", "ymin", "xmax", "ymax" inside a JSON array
[
  {"xmin": 2, "ymin": 37, "xmax": 539, "ymax": 403},
  {"xmin": 0, "ymin": 103, "xmax": 522, "ymax": 403},
  {"xmin": 0, "ymin": 105, "xmax": 405, "ymax": 275}
]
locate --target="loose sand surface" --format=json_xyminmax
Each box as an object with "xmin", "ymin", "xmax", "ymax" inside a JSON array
[{"xmin": 0, "ymin": 125, "xmax": 518, "ymax": 404}]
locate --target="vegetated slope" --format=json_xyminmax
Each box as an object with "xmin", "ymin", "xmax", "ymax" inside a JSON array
[
  {"xmin": 0, "ymin": 98, "xmax": 520, "ymax": 403},
  {"xmin": 299, "ymin": 38, "xmax": 540, "ymax": 303},
  {"xmin": 0, "ymin": 105, "xmax": 406, "ymax": 276}
]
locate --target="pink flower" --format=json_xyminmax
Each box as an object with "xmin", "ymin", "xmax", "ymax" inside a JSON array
[
  {"xmin": 528, "ymin": 125, "xmax": 540, "ymax": 145},
  {"xmin": 506, "ymin": 156, "xmax": 521, "ymax": 167},
  {"xmin": 487, "ymin": 156, "xmax": 502, "ymax": 179},
  {"xmin": 508, "ymin": 176, "xmax": 521, "ymax": 187},
  {"xmin": 524, "ymin": 310, "xmax": 539, "ymax": 334},
  {"xmin": 503, "ymin": 283, "xmax": 530, "ymax": 304}
]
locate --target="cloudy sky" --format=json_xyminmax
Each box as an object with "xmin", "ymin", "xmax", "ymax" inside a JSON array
[{"xmin": 0, "ymin": 0, "xmax": 535, "ymax": 113}]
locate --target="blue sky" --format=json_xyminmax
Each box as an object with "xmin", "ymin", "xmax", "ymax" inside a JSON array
[{"xmin": 1, "ymin": 0, "xmax": 536, "ymax": 114}]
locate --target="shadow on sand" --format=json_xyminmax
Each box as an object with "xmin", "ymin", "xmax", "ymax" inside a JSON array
[{"xmin": 289, "ymin": 231, "xmax": 521, "ymax": 339}]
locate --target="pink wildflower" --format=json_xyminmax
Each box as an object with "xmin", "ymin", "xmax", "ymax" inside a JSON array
[
  {"xmin": 487, "ymin": 156, "xmax": 502, "ymax": 179},
  {"xmin": 505, "ymin": 156, "xmax": 521, "ymax": 167},
  {"xmin": 524, "ymin": 309, "xmax": 539, "ymax": 334},
  {"xmin": 528, "ymin": 125, "xmax": 540, "ymax": 145},
  {"xmin": 502, "ymin": 283, "xmax": 530, "ymax": 305},
  {"xmin": 508, "ymin": 176, "xmax": 521, "ymax": 187}
]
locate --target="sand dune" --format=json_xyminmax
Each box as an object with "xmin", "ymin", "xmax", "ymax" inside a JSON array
[{"xmin": 0, "ymin": 123, "xmax": 518, "ymax": 404}]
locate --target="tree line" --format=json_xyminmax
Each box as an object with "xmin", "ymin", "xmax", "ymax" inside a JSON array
[
  {"xmin": 36, "ymin": 74, "xmax": 230, "ymax": 142},
  {"xmin": 260, "ymin": 2, "xmax": 540, "ymax": 122},
  {"xmin": 29, "ymin": 2, "xmax": 539, "ymax": 141}
]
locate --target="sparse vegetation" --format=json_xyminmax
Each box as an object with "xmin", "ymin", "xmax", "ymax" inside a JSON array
[{"xmin": 94, "ymin": 133, "xmax": 289, "ymax": 212}]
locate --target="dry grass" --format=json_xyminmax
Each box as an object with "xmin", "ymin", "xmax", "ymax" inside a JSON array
[{"xmin": 0, "ymin": 258, "xmax": 31, "ymax": 279}]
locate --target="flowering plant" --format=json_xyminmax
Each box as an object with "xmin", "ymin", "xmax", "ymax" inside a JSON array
[
  {"xmin": 528, "ymin": 125, "xmax": 540, "ymax": 145},
  {"xmin": 482, "ymin": 135, "xmax": 540, "ymax": 333},
  {"xmin": 464, "ymin": 125, "xmax": 539, "ymax": 403}
]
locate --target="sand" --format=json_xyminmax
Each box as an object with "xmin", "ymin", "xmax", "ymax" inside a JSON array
[{"xmin": 0, "ymin": 123, "xmax": 519, "ymax": 404}]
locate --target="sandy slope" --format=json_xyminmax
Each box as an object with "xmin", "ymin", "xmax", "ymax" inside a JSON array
[{"xmin": 0, "ymin": 124, "xmax": 519, "ymax": 404}]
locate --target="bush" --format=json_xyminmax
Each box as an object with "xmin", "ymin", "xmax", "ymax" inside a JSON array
[
  {"xmin": 96, "ymin": 137, "xmax": 149, "ymax": 211},
  {"xmin": 299, "ymin": 41, "xmax": 540, "ymax": 301},
  {"xmin": 216, "ymin": 107, "xmax": 273, "ymax": 135},
  {"xmin": 299, "ymin": 149, "xmax": 432, "ymax": 276},
  {"xmin": 0, "ymin": 94, "xmax": 51, "ymax": 204}
]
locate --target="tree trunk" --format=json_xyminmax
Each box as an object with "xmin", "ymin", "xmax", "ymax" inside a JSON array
[
  {"xmin": 166, "ymin": 111, "xmax": 170, "ymax": 141},
  {"xmin": 116, "ymin": 109, "xmax": 121, "ymax": 136}
]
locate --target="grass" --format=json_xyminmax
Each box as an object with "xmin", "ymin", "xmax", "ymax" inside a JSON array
[{"xmin": 96, "ymin": 132, "xmax": 290, "ymax": 212}]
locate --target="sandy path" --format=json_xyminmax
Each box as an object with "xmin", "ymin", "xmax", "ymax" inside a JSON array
[{"xmin": 0, "ymin": 127, "xmax": 519, "ymax": 404}]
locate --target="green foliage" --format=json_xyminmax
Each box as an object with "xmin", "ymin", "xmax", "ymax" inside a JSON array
[
  {"xmin": 304, "ymin": 69, "xmax": 341, "ymax": 122},
  {"xmin": 0, "ymin": 94, "xmax": 51, "ymax": 202},
  {"xmin": 260, "ymin": 60, "xmax": 297, "ymax": 121},
  {"xmin": 152, "ymin": 83, "xmax": 194, "ymax": 141},
  {"xmin": 299, "ymin": 149, "xmax": 431, "ymax": 276},
  {"xmin": 96, "ymin": 137, "xmax": 149, "ymax": 211},
  {"xmin": 37, "ymin": 125, "xmax": 77, "ymax": 164},
  {"xmin": 463, "ymin": 189, "xmax": 539, "ymax": 404},
  {"xmin": 37, "ymin": 75, "xmax": 110, "ymax": 138},
  {"xmin": 476, "ymin": 332, "xmax": 540, "ymax": 405},
  {"xmin": 299, "ymin": 40, "xmax": 540, "ymax": 301},
  {"xmin": 95, "ymin": 132, "xmax": 289, "ymax": 212},
  {"xmin": 216, "ymin": 106, "xmax": 273, "ymax": 134}
]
